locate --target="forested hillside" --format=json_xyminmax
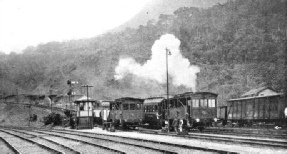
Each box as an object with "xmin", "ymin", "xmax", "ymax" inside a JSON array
[{"xmin": 0, "ymin": 0, "xmax": 286, "ymax": 106}]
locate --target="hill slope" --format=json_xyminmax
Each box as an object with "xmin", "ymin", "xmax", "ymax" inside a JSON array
[
  {"xmin": 110, "ymin": 0, "xmax": 227, "ymax": 32},
  {"xmin": 0, "ymin": 0, "xmax": 285, "ymax": 106}
]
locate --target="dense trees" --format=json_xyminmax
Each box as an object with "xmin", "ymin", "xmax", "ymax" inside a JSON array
[{"xmin": 0, "ymin": 0, "xmax": 285, "ymax": 105}]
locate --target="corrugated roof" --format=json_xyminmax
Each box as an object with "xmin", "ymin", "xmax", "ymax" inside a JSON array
[
  {"xmin": 241, "ymin": 87, "xmax": 276, "ymax": 97},
  {"xmin": 229, "ymin": 93, "xmax": 283, "ymax": 101}
]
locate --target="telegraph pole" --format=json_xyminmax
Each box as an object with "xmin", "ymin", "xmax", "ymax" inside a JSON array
[
  {"xmin": 82, "ymin": 85, "xmax": 93, "ymax": 129},
  {"xmin": 165, "ymin": 48, "xmax": 171, "ymax": 133}
]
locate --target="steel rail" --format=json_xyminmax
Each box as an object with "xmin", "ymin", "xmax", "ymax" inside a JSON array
[
  {"xmin": 0, "ymin": 129, "xmax": 63, "ymax": 154},
  {"xmin": 50, "ymin": 129, "xmax": 237, "ymax": 154},
  {"xmin": 36, "ymin": 129, "xmax": 177, "ymax": 154},
  {"xmin": 0, "ymin": 137, "xmax": 21, "ymax": 154},
  {"xmin": 5, "ymin": 128, "xmax": 81, "ymax": 154}
]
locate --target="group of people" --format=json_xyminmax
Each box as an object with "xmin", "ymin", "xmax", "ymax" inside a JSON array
[{"xmin": 161, "ymin": 111, "xmax": 191, "ymax": 133}]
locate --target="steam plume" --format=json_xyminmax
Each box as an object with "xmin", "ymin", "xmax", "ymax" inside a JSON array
[{"xmin": 114, "ymin": 34, "xmax": 200, "ymax": 92}]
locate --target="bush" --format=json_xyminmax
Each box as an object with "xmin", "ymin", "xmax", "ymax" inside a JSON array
[
  {"xmin": 43, "ymin": 112, "xmax": 63, "ymax": 126},
  {"xmin": 30, "ymin": 114, "xmax": 37, "ymax": 121}
]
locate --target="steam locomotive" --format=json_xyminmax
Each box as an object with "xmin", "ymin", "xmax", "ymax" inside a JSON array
[{"xmin": 108, "ymin": 91, "xmax": 218, "ymax": 131}]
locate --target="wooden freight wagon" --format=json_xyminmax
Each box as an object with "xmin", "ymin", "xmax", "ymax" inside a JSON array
[{"xmin": 227, "ymin": 87, "xmax": 285, "ymax": 127}]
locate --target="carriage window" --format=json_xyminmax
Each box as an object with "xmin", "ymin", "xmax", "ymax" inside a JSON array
[
  {"xmin": 208, "ymin": 99, "xmax": 216, "ymax": 107},
  {"xmin": 130, "ymin": 104, "xmax": 136, "ymax": 110},
  {"xmin": 155, "ymin": 105, "xmax": 158, "ymax": 111},
  {"xmin": 115, "ymin": 104, "xmax": 120, "ymax": 110},
  {"xmin": 80, "ymin": 103, "xmax": 84, "ymax": 110},
  {"xmin": 188, "ymin": 100, "xmax": 192, "ymax": 106},
  {"xmin": 171, "ymin": 101, "xmax": 174, "ymax": 108},
  {"xmin": 201, "ymin": 99, "xmax": 208, "ymax": 107},
  {"xmin": 178, "ymin": 100, "xmax": 183, "ymax": 107},
  {"xmin": 93, "ymin": 103, "xmax": 99, "ymax": 109},
  {"xmin": 136, "ymin": 103, "xmax": 141, "ymax": 110},
  {"xmin": 123, "ymin": 104, "xmax": 129, "ymax": 110},
  {"xmin": 144, "ymin": 106, "xmax": 147, "ymax": 112},
  {"xmin": 192, "ymin": 99, "xmax": 199, "ymax": 108}
]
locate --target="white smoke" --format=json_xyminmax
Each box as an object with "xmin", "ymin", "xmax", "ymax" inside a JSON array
[{"xmin": 114, "ymin": 34, "xmax": 200, "ymax": 92}]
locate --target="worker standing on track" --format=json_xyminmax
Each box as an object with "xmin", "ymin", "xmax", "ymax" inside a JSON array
[{"xmin": 172, "ymin": 111, "xmax": 180, "ymax": 133}]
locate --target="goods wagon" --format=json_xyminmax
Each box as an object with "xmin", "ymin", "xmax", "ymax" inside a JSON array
[{"xmin": 227, "ymin": 94, "xmax": 285, "ymax": 127}]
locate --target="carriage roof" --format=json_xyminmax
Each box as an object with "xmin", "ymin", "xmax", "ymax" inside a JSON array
[
  {"xmin": 173, "ymin": 92, "xmax": 218, "ymax": 98},
  {"xmin": 228, "ymin": 93, "xmax": 283, "ymax": 102},
  {"xmin": 143, "ymin": 97, "xmax": 165, "ymax": 104},
  {"xmin": 114, "ymin": 97, "xmax": 144, "ymax": 103}
]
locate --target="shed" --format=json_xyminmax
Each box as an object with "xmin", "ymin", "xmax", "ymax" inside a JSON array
[{"xmin": 241, "ymin": 87, "xmax": 279, "ymax": 98}]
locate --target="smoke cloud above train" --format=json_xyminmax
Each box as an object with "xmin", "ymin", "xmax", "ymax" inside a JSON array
[{"xmin": 114, "ymin": 34, "xmax": 200, "ymax": 92}]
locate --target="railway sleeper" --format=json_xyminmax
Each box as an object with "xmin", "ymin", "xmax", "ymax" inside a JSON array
[
  {"xmin": 185, "ymin": 134, "xmax": 287, "ymax": 149},
  {"xmin": 52, "ymin": 129, "xmax": 237, "ymax": 154},
  {"xmin": 8, "ymin": 129, "xmax": 81, "ymax": 154},
  {"xmin": 0, "ymin": 137, "xmax": 21, "ymax": 154},
  {"xmin": 33, "ymin": 130, "xmax": 126, "ymax": 154},
  {"xmin": 0, "ymin": 129, "xmax": 63, "ymax": 154},
  {"xmin": 38, "ymin": 129, "xmax": 178, "ymax": 154}
]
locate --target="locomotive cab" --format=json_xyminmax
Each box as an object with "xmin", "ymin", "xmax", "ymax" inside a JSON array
[{"xmin": 142, "ymin": 97, "xmax": 164, "ymax": 129}]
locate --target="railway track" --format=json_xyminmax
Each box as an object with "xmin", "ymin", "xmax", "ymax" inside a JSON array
[
  {"xmin": 0, "ymin": 129, "xmax": 62, "ymax": 154},
  {"xmin": 2, "ymin": 127, "xmax": 178, "ymax": 154},
  {"xmin": 200, "ymin": 127, "xmax": 287, "ymax": 138},
  {"xmin": 0, "ymin": 136, "xmax": 20, "ymax": 154},
  {"xmin": 47, "ymin": 129, "xmax": 237, "ymax": 154},
  {"xmin": 194, "ymin": 129, "xmax": 287, "ymax": 139},
  {"xmin": 0, "ymin": 126, "xmax": 237, "ymax": 154},
  {"xmin": 1, "ymin": 128, "xmax": 125, "ymax": 154},
  {"xmin": 136, "ymin": 128, "xmax": 287, "ymax": 149}
]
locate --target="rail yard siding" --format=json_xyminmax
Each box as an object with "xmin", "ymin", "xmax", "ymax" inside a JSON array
[{"xmin": 227, "ymin": 94, "xmax": 284, "ymax": 123}]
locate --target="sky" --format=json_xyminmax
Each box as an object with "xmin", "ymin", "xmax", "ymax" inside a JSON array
[{"xmin": 0, "ymin": 0, "xmax": 151, "ymax": 54}]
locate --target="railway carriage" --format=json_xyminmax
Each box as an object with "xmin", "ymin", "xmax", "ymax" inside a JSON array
[
  {"xmin": 142, "ymin": 97, "xmax": 165, "ymax": 129},
  {"xmin": 110, "ymin": 97, "xmax": 144, "ymax": 129},
  {"xmin": 164, "ymin": 92, "xmax": 218, "ymax": 130}
]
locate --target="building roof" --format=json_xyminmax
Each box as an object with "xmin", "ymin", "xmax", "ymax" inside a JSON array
[
  {"xmin": 174, "ymin": 91, "xmax": 218, "ymax": 98},
  {"xmin": 228, "ymin": 93, "xmax": 283, "ymax": 101},
  {"xmin": 74, "ymin": 95, "xmax": 98, "ymax": 103},
  {"xmin": 241, "ymin": 87, "xmax": 277, "ymax": 97}
]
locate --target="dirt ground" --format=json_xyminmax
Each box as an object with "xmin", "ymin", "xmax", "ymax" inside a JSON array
[{"xmin": 0, "ymin": 103, "xmax": 57, "ymax": 128}]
